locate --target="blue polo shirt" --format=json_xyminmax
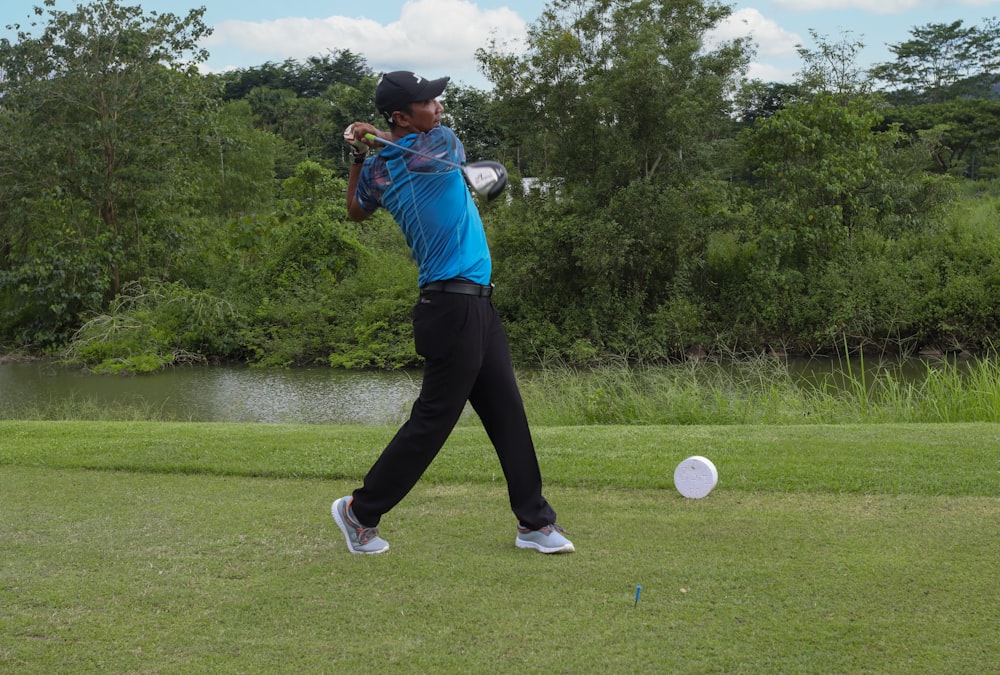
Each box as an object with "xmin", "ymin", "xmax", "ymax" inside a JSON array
[{"xmin": 355, "ymin": 126, "xmax": 492, "ymax": 288}]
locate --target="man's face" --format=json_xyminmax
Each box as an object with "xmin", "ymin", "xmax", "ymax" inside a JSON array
[{"xmin": 397, "ymin": 98, "xmax": 442, "ymax": 134}]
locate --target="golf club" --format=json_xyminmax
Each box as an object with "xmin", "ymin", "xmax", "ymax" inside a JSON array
[{"xmin": 363, "ymin": 133, "xmax": 508, "ymax": 201}]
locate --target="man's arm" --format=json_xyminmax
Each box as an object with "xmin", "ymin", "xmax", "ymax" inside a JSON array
[
  {"xmin": 346, "ymin": 159, "xmax": 370, "ymax": 222},
  {"xmin": 343, "ymin": 123, "xmax": 386, "ymax": 222}
]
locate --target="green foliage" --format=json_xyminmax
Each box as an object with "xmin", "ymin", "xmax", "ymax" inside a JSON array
[
  {"xmin": 238, "ymin": 209, "xmax": 417, "ymax": 369},
  {"xmin": 740, "ymin": 94, "xmax": 895, "ymax": 249},
  {"xmin": 729, "ymin": 91, "xmax": 957, "ymax": 351},
  {"xmin": 242, "ymin": 88, "xmax": 338, "ymax": 168},
  {"xmin": 194, "ymin": 100, "xmax": 281, "ymax": 217},
  {"xmin": 216, "ymin": 51, "xmax": 372, "ymax": 100},
  {"xmin": 480, "ymin": 0, "xmax": 753, "ymax": 362},
  {"xmin": 325, "ymin": 233, "xmax": 419, "ymax": 369},
  {"xmin": 477, "ymin": 0, "xmax": 751, "ymax": 198},
  {"xmin": 795, "ymin": 30, "xmax": 873, "ymax": 98},
  {"xmin": 487, "ymin": 18, "xmax": 976, "ymax": 364},
  {"xmin": 238, "ymin": 283, "xmax": 338, "ymax": 368},
  {"xmin": 491, "ymin": 178, "xmax": 729, "ymax": 362},
  {"xmin": 212, "ymin": 54, "xmax": 379, "ymax": 173},
  {"xmin": 881, "ymin": 100, "xmax": 1000, "ymax": 179},
  {"xmin": 0, "ymin": 195, "xmax": 111, "ymax": 348},
  {"xmin": 0, "ymin": 0, "xmax": 229, "ymax": 349},
  {"xmin": 442, "ymin": 85, "xmax": 505, "ymax": 163},
  {"xmin": 867, "ymin": 19, "xmax": 1000, "ymax": 180},
  {"xmin": 63, "ymin": 280, "xmax": 239, "ymax": 373},
  {"xmin": 733, "ymin": 80, "xmax": 806, "ymax": 126},
  {"xmin": 904, "ymin": 198, "xmax": 1000, "ymax": 349},
  {"xmin": 3, "ymin": 0, "xmax": 999, "ymax": 369},
  {"xmin": 231, "ymin": 162, "xmax": 367, "ymax": 366}
]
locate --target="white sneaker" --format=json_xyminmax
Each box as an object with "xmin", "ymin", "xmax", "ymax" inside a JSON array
[
  {"xmin": 331, "ymin": 496, "xmax": 389, "ymax": 554},
  {"xmin": 515, "ymin": 524, "xmax": 575, "ymax": 554}
]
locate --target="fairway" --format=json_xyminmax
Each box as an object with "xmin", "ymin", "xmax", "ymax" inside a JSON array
[{"xmin": 1, "ymin": 422, "xmax": 998, "ymax": 673}]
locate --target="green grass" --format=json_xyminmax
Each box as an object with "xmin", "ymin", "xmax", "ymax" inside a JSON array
[
  {"xmin": 2, "ymin": 421, "xmax": 998, "ymax": 673},
  {"xmin": 515, "ymin": 356, "xmax": 1000, "ymax": 426}
]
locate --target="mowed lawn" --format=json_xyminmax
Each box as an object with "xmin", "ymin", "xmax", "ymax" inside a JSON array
[{"xmin": 1, "ymin": 421, "xmax": 998, "ymax": 673}]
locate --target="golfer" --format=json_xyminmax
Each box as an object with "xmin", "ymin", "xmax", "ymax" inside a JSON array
[{"xmin": 333, "ymin": 71, "xmax": 573, "ymax": 555}]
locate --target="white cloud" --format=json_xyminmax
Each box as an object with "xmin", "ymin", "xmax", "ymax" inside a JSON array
[
  {"xmin": 770, "ymin": 0, "xmax": 921, "ymax": 15},
  {"xmin": 770, "ymin": 0, "xmax": 1000, "ymax": 13},
  {"xmin": 709, "ymin": 8, "xmax": 803, "ymax": 58},
  {"xmin": 744, "ymin": 61, "xmax": 798, "ymax": 82},
  {"xmin": 203, "ymin": 0, "xmax": 527, "ymax": 84}
]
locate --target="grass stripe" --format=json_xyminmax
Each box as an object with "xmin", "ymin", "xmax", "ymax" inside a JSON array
[{"xmin": 2, "ymin": 421, "xmax": 998, "ymax": 495}]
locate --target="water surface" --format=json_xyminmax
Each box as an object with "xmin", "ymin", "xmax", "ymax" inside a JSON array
[{"xmin": 0, "ymin": 362, "xmax": 421, "ymax": 425}]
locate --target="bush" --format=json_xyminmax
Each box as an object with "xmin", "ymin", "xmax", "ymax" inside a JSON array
[
  {"xmin": 63, "ymin": 280, "xmax": 239, "ymax": 373},
  {"xmin": 325, "ymin": 213, "xmax": 419, "ymax": 368}
]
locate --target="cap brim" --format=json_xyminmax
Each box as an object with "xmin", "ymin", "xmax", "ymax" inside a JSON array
[{"xmin": 421, "ymin": 76, "xmax": 449, "ymax": 100}]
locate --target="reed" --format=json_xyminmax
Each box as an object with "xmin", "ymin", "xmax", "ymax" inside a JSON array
[
  {"xmin": 516, "ymin": 354, "xmax": 1000, "ymax": 426},
  {"xmin": 0, "ymin": 392, "xmax": 172, "ymax": 422}
]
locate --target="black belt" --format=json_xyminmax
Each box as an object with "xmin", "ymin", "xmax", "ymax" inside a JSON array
[{"xmin": 421, "ymin": 280, "xmax": 494, "ymax": 297}]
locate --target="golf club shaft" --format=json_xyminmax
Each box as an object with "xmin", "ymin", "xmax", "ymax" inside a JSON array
[
  {"xmin": 361, "ymin": 131, "xmax": 507, "ymax": 201},
  {"xmin": 364, "ymin": 133, "xmax": 463, "ymax": 170}
]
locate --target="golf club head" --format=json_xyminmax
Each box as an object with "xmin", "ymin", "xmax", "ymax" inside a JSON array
[{"xmin": 463, "ymin": 160, "xmax": 508, "ymax": 202}]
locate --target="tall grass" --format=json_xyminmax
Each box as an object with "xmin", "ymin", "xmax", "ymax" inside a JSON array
[
  {"xmin": 516, "ymin": 354, "xmax": 1000, "ymax": 426},
  {"xmin": 0, "ymin": 393, "xmax": 174, "ymax": 422}
]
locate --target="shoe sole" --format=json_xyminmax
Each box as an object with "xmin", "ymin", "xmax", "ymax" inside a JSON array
[
  {"xmin": 331, "ymin": 498, "xmax": 389, "ymax": 555},
  {"xmin": 515, "ymin": 538, "xmax": 575, "ymax": 554}
]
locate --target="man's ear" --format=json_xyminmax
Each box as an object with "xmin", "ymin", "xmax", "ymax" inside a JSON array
[{"xmin": 392, "ymin": 111, "xmax": 412, "ymax": 131}]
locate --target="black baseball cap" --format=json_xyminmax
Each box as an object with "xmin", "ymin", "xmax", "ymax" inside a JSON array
[{"xmin": 375, "ymin": 71, "xmax": 450, "ymax": 123}]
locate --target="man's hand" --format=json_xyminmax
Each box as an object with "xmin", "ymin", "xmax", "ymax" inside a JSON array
[
  {"xmin": 344, "ymin": 123, "xmax": 386, "ymax": 151},
  {"xmin": 343, "ymin": 124, "xmax": 370, "ymax": 155},
  {"xmin": 344, "ymin": 123, "xmax": 377, "ymax": 223}
]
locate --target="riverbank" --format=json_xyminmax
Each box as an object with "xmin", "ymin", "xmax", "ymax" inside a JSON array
[
  {"xmin": 0, "ymin": 351, "xmax": 43, "ymax": 363},
  {"xmin": 3, "ymin": 354, "xmax": 999, "ymax": 425}
]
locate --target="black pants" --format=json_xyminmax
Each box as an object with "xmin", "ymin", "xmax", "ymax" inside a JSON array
[{"xmin": 350, "ymin": 290, "xmax": 557, "ymax": 530}]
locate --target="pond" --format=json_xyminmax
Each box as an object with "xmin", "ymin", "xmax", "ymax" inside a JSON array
[{"xmin": 0, "ymin": 361, "xmax": 421, "ymax": 425}]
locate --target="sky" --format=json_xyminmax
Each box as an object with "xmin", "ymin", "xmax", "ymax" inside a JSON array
[{"xmin": 3, "ymin": 0, "xmax": 1000, "ymax": 89}]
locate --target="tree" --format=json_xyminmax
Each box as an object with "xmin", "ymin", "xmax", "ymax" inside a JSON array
[
  {"xmin": 871, "ymin": 19, "xmax": 1000, "ymax": 103},
  {"xmin": 441, "ymin": 84, "xmax": 504, "ymax": 164},
  {"xmin": 796, "ymin": 30, "xmax": 872, "ymax": 99},
  {"xmin": 740, "ymin": 94, "xmax": 900, "ymax": 262},
  {"xmin": 880, "ymin": 100, "xmax": 1000, "ymax": 178},
  {"xmin": 478, "ymin": 0, "xmax": 752, "ymax": 199},
  {"xmin": 478, "ymin": 0, "xmax": 752, "ymax": 360},
  {"xmin": 217, "ymin": 51, "xmax": 372, "ymax": 100},
  {"xmin": 233, "ymin": 161, "xmax": 366, "ymax": 366},
  {"xmin": 867, "ymin": 19, "xmax": 1000, "ymax": 180},
  {"xmin": 733, "ymin": 51, "xmax": 956, "ymax": 351},
  {"xmin": 213, "ymin": 55, "xmax": 379, "ymax": 173},
  {"xmin": 0, "ymin": 0, "xmax": 214, "ymax": 315},
  {"xmin": 733, "ymin": 80, "xmax": 805, "ymax": 126},
  {"xmin": 195, "ymin": 100, "xmax": 280, "ymax": 218}
]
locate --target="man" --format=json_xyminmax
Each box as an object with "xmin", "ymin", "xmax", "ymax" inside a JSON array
[{"xmin": 332, "ymin": 71, "xmax": 573, "ymax": 555}]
